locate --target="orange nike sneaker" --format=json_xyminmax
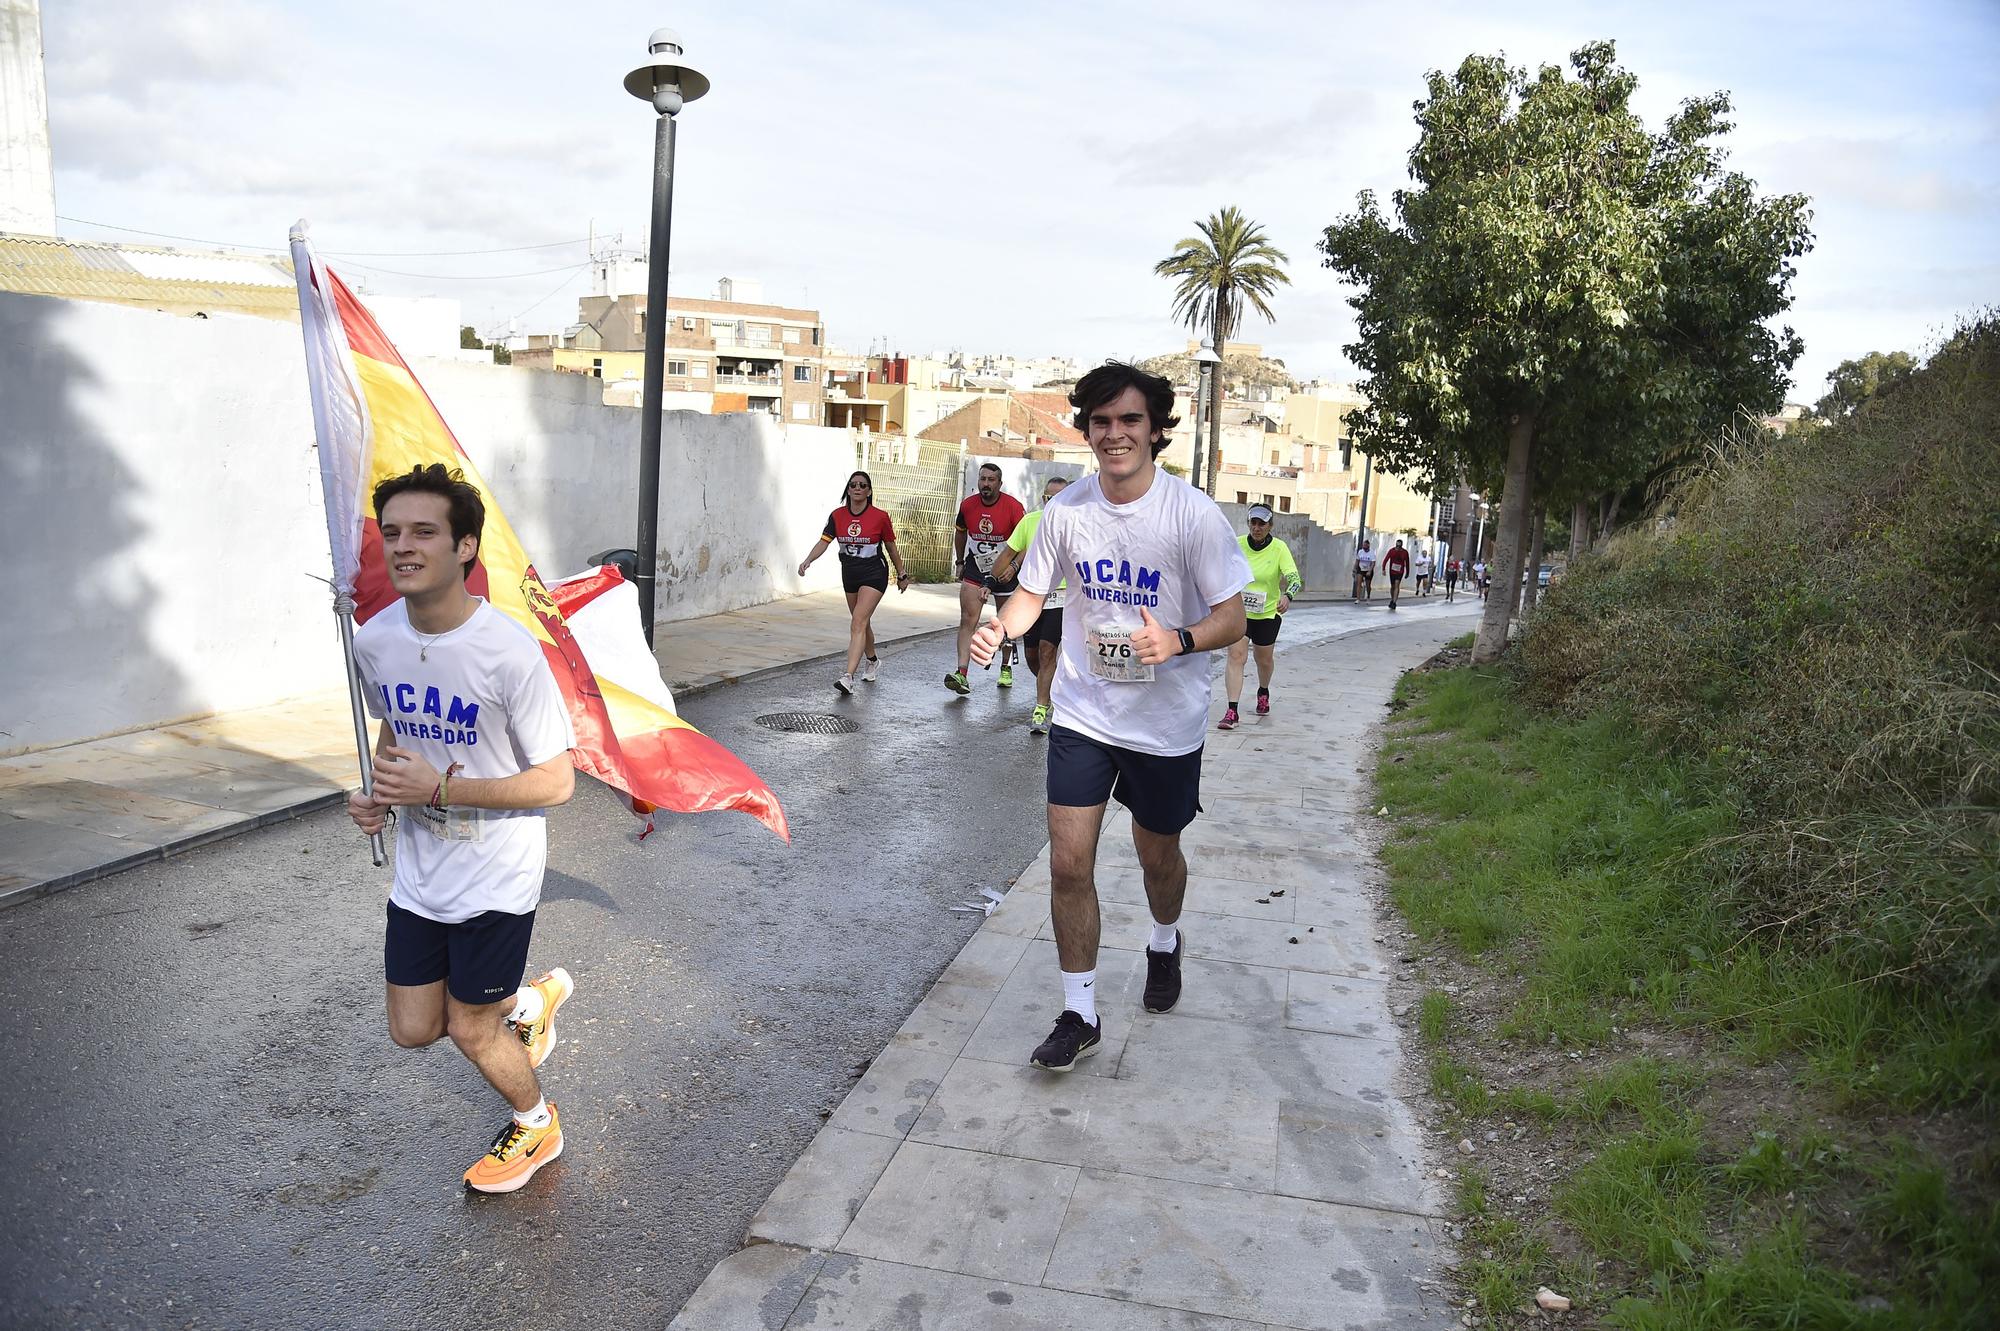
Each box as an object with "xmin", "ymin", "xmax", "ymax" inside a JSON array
[
  {"xmin": 463, "ymin": 1103, "xmax": 563, "ymax": 1194},
  {"xmin": 514, "ymin": 967, "xmax": 574, "ymax": 1069}
]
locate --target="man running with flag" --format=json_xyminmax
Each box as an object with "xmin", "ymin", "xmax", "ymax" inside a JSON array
[
  {"xmin": 349, "ymin": 464, "xmax": 578, "ymax": 1193},
  {"xmin": 290, "ymin": 224, "xmax": 789, "ymax": 1193}
]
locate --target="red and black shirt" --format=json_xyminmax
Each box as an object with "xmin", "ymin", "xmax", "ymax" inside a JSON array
[{"xmin": 824, "ymin": 503, "xmax": 895, "ymax": 566}]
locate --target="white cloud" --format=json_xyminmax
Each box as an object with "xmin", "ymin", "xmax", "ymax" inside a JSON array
[{"xmin": 34, "ymin": 0, "xmax": 2000, "ymax": 402}]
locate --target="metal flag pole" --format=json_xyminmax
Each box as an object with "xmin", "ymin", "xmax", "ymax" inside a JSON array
[{"xmin": 289, "ymin": 221, "xmax": 385, "ymax": 866}]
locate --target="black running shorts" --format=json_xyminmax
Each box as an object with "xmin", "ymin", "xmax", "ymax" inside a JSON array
[
  {"xmin": 961, "ymin": 554, "xmax": 1017, "ymax": 597},
  {"xmin": 841, "ymin": 558, "xmax": 889, "ymax": 595},
  {"xmin": 1047, "ymin": 725, "xmax": 1203, "ymax": 836},
  {"xmin": 1245, "ymin": 615, "xmax": 1281, "ymax": 647},
  {"xmin": 385, "ymin": 902, "xmax": 536, "ymax": 1006},
  {"xmin": 1023, "ymin": 605, "xmax": 1064, "ymax": 649}
]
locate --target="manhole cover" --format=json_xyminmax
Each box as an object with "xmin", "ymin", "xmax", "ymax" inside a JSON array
[{"xmin": 755, "ymin": 712, "xmax": 860, "ymax": 735}]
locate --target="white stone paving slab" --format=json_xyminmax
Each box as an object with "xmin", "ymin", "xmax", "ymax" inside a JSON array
[
  {"xmin": 909, "ymin": 1057, "xmax": 1282, "ymax": 1193},
  {"xmin": 1041, "ymin": 1169, "xmax": 1453, "ymax": 1330},
  {"xmin": 836, "ymin": 1141, "xmax": 1080, "ymax": 1285},
  {"xmin": 745, "ymin": 1126, "xmax": 903, "ymax": 1250},
  {"xmin": 782, "ymin": 1254, "xmax": 1270, "ymax": 1330}
]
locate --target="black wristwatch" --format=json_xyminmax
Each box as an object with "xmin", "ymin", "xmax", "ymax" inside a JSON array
[{"xmin": 1175, "ymin": 628, "xmax": 1196, "ymax": 656}]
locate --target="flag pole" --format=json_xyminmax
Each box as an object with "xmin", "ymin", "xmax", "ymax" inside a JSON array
[
  {"xmin": 290, "ymin": 221, "xmax": 385, "ymax": 867},
  {"xmin": 334, "ymin": 591, "xmax": 386, "ymax": 867}
]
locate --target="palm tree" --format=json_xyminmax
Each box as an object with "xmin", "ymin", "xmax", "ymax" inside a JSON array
[{"xmin": 1154, "ymin": 207, "xmax": 1290, "ymax": 494}]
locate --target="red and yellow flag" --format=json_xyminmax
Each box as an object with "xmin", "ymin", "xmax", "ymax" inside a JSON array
[{"xmin": 291, "ymin": 227, "xmax": 787, "ymax": 840}]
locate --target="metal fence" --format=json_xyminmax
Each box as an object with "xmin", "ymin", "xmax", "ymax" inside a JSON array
[{"xmin": 857, "ymin": 435, "xmax": 964, "ymax": 581}]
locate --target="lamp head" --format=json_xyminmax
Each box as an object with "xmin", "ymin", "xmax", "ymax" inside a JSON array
[{"xmin": 624, "ymin": 28, "xmax": 710, "ymax": 114}]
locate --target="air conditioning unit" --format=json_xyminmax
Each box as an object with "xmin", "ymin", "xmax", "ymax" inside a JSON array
[{"xmin": 681, "ymin": 317, "xmax": 697, "ymax": 330}]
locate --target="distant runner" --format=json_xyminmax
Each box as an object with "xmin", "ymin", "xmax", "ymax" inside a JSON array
[
  {"xmin": 1412, "ymin": 547, "xmax": 1433, "ymax": 596},
  {"xmin": 798, "ymin": 470, "xmax": 913, "ymax": 694},
  {"xmin": 947, "ymin": 464, "xmax": 1026, "ymax": 696},
  {"xmin": 1384, "ymin": 538, "xmax": 1410, "ymax": 611},
  {"xmin": 992, "ymin": 474, "xmax": 1071, "ymax": 735},
  {"xmin": 1444, "ymin": 557, "xmax": 1461, "ymax": 602},
  {"xmin": 1353, "ymin": 539, "xmax": 1376, "ymax": 603},
  {"xmin": 969, "ymin": 363, "xmax": 1249, "ymax": 1072},
  {"xmin": 1219, "ymin": 503, "xmax": 1301, "ymax": 730}
]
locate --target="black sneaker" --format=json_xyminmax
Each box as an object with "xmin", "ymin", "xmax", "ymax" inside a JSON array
[
  {"xmin": 1029, "ymin": 1010, "xmax": 1102, "ymax": 1071},
  {"xmin": 1143, "ymin": 931, "xmax": 1183, "ymax": 1013}
]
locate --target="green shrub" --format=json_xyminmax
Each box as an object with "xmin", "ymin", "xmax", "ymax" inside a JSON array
[{"xmin": 1517, "ymin": 316, "xmax": 2000, "ymax": 1011}]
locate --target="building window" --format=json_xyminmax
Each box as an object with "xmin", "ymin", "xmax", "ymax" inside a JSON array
[
  {"xmin": 812, "ymin": 326, "xmax": 823, "ymax": 346},
  {"xmin": 637, "ymin": 312, "xmax": 647, "ymax": 337},
  {"xmin": 793, "ymin": 365, "xmax": 813, "ymax": 382},
  {"xmin": 1339, "ymin": 437, "xmax": 1353, "ymax": 470},
  {"xmin": 690, "ymin": 362, "xmax": 707, "ymax": 378},
  {"xmin": 782, "ymin": 327, "xmax": 800, "ymax": 344},
  {"xmin": 1270, "ymin": 449, "xmax": 1280, "ymax": 465},
  {"xmin": 667, "ymin": 359, "xmax": 688, "ymax": 376},
  {"xmin": 792, "ymin": 402, "xmax": 812, "ymax": 420},
  {"xmin": 1235, "ymin": 491, "xmax": 1249, "ymax": 505},
  {"xmin": 1263, "ymin": 494, "xmax": 1276, "ymax": 508},
  {"xmin": 1279, "ymin": 496, "xmax": 1292, "ymax": 513},
  {"xmin": 591, "ymin": 358, "xmax": 603, "ymax": 378}
]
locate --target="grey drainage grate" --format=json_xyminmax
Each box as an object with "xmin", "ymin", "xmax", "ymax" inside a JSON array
[{"xmin": 755, "ymin": 712, "xmax": 860, "ymax": 735}]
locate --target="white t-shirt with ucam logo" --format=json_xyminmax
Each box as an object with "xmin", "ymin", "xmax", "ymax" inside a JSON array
[
  {"xmin": 355, "ymin": 599, "xmax": 576, "ymax": 924},
  {"xmin": 1017, "ymin": 470, "xmax": 1251, "ymax": 758}
]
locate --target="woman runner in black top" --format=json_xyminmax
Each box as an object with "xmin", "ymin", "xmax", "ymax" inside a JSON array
[{"xmin": 798, "ymin": 470, "xmax": 911, "ymax": 694}]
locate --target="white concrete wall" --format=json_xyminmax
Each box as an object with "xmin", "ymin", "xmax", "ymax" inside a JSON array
[
  {"xmin": 0, "ymin": 294, "xmax": 863, "ymax": 753},
  {"xmin": 0, "ymin": 0, "xmax": 56, "ymax": 235},
  {"xmin": 0, "ymin": 292, "xmax": 344, "ymax": 752}
]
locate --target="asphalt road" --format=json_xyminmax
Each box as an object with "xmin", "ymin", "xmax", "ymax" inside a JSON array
[
  {"xmin": 0, "ymin": 597, "xmax": 1467, "ymax": 1331},
  {"xmin": 0, "ymin": 623, "xmax": 1074, "ymax": 1331}
]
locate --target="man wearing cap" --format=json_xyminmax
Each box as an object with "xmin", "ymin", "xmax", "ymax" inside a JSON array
[{"xmin": 1219, "ymin": 504, "xmax": 1301, "ymax": 730}]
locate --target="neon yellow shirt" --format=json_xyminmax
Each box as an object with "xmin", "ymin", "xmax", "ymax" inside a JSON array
[
  {"xmin": 1006, "ymin": 509, "xmax": 1067, "ymax": 596},
  {"xmin": 1238, "ymin": 534, "xmax": 1301, "ymax": 620}
]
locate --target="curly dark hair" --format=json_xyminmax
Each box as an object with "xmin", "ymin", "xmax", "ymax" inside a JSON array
[
  {"xmin": 372, "ymin": 462, "xmax": 485, "ymax": 581},
  {"xmin": 1070, "ymin": 361, "xmax": 1181, "ymax": 458}
]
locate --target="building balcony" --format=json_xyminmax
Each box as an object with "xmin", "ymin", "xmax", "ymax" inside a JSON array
[
  {"xmin": 712, "ymin": 332, "xmax": 785, "ymax": 358},
  {"xmin": 715, "ymin": 372, "xmax": 782, "ymax": 388}
]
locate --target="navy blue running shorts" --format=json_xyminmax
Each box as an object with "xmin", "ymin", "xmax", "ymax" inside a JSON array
[
  {"xmin": 1046, "ymin": 724, "xmax": 1203, "ymax": 836},
  {"xmin": 384, "ymin": 902, "xmax": 536, "ymax": 1006}
]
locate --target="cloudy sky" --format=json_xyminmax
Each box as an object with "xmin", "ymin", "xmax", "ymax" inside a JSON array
[{"xmin": 39, "ymin": 0, "xmax": 2000, "ymax": 401}]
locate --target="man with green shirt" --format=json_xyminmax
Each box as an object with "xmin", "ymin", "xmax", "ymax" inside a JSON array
[
  {"xmin": 1219, "ymin": 504, "xmax": 1303, "ymax": 730},
  {"xmin": 992, "ymin": 474, "xmax": 1070, "ymax": 734}
]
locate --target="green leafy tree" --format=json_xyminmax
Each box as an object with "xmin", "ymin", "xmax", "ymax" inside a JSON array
[
  {"xmin": 1319, "ymin": 41, "xmax": 1810, "ymax": 661},
  {"xmin": 1813, "ymin": 350, "xmax": 1916, "ymax": 420},
  {"xmin": 1154, "ymin": 207, "xmax": 1290, "ymax": 494}
]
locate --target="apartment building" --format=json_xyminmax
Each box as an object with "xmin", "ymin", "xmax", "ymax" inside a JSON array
[{"xmin": 513, "ymin": 270, "xmax": 828, "ymax": 422}]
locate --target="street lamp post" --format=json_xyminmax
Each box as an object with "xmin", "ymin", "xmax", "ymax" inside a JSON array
[
  {"xmin": 624, "ymin": 28, "xmax": 710, "ymax": 646},
  {"xmin": 1191, "ymin": 339, "xmax": 1219, "ymax": 492}
]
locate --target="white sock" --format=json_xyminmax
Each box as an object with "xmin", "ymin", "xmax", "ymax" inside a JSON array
[
  {"xmin": 1061, "ymin": 969, "xmax": 1098, "ymax": 1025},
  {"xmin": 513, "ymin": 1097, "xmax": 551, "ymax": 1129},
  {"xmin": 1149, "ymin": 920, "xmax": 1180, "ymax": 953},
  {"xmin": 509, "ymin": 986, "xmax": 545, "ymax": 1026}
]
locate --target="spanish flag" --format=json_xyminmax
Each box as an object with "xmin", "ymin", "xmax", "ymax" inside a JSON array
[{"xmin": 289, "ymin": 225, "xmax": 788, "ymax": 841}]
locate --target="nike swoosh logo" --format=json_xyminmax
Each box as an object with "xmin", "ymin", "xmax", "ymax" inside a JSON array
[{"xmin": 1081, "ymin": 981, "xmax": 1093, "ymax": 988}]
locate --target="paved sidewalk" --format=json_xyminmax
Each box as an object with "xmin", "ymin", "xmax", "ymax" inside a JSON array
[
  {"xmin": 668, "ymin": 608, "xmax": 1478, "ymax": 1331},
  {"xmin": 0, "ymin": 585, "xmax": 964, "ymax": 907}
]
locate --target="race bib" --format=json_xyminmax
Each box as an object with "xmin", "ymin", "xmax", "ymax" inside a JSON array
[
  {"xmin": 1044, "ymin": 586, "xmax": 1066, "ymax": 610},
  {"xmin": 971, "ymin": 542, "xmax": 1000, "ymax": 574},
  {"xmin": 1086, "ymin": 624, "xmax": 1154, "ymax": 683},
  {"xmin": 1242, "ymin": 588, "xmax": 1269, "ymax": 615},
  {"xmin": 414, "ymin": 805, "xmax": 485, "ymax": 843}
]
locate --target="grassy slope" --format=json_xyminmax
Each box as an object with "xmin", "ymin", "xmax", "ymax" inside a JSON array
[{"xmin": 1378, "ymin": 656, "xmax": 1997, "ymax": 1326}]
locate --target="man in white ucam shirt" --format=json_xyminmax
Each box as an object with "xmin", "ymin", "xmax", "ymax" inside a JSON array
[
  {"xmin": 971, "ymin": 362, "xmax": 1249, "ymax": 1071},
  {"xmin": 348, "ymin": 463, "xmax": 578, "ymax": 1195}
]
